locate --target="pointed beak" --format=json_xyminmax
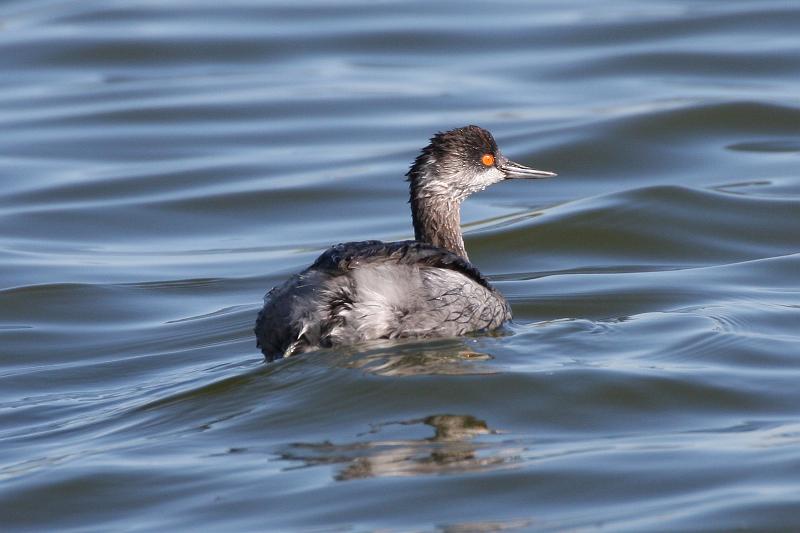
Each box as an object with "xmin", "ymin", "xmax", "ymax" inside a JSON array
[{"xmin": 499, "ymin": 157, "xmax": 557, "ymax": 179}]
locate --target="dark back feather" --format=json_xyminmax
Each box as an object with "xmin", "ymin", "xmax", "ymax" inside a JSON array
[{"xmin": 310, "ymin": 240, "xmax": 494, "ymax": 289}]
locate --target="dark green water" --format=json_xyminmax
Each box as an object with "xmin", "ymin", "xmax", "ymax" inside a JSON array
[{"xmin": 1, "ymin": 1, "xmax": 799, "ymax": 530}]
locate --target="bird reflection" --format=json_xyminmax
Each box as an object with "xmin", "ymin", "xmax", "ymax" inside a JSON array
[
  {"xmin": 280, "ymin": 414, "xmax": 521, "ymax": 481},
  {"xmin": 330, "ymin": 337, "xmax": 501, "ymax": 376}
]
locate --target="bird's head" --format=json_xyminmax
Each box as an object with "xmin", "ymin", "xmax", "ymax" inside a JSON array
[{"xmin": 407, "ymin": 125, "xmax": 556, "ymax": 202}]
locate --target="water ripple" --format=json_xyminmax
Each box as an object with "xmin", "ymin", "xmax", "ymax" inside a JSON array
[{"xmin": 2, "ymin": 0, "xmax": 800, "ymax": 530}]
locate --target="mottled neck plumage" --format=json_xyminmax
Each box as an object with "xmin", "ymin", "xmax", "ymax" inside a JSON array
[
  {"xmin": 411, "ymin": 194, "xmax": 467, "ymax": 260},
  {"xmin": 408, "ymin": 153, "xmax": 468, "ymax": 260}
]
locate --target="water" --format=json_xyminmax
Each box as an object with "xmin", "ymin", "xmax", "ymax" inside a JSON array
[{"xmin": 1, "ymin": 0, "xmax": 799, "ymax": 530}]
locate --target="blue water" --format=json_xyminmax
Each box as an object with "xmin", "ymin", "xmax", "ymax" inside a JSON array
[{"xmin": 1, "ymin": 1, "xmax": 799, "ymax": 530}]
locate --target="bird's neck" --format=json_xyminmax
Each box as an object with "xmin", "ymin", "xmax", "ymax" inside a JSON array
[{"xmin": 410, "ymin": 192, "xmax": 468, "ymax": 260}]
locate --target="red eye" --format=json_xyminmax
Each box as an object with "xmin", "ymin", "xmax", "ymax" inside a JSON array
[{"xmin": 481, "ymin": 153, "xmax": 495, "ymax": 166}]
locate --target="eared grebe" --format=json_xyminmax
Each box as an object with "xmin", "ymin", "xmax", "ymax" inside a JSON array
[{"xmin": 255, "ymin": 125, "xmax": 556, "ymax": 361}]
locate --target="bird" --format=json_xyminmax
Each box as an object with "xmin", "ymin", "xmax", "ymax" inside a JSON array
[{"xmin": 255, "ymin": 125, "xmax": 556, "ymax": 361}]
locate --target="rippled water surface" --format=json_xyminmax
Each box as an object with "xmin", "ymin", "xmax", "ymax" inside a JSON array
[{"xmin": 2, "ymin": 1, "xmax": 800, "ymax": 530}]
